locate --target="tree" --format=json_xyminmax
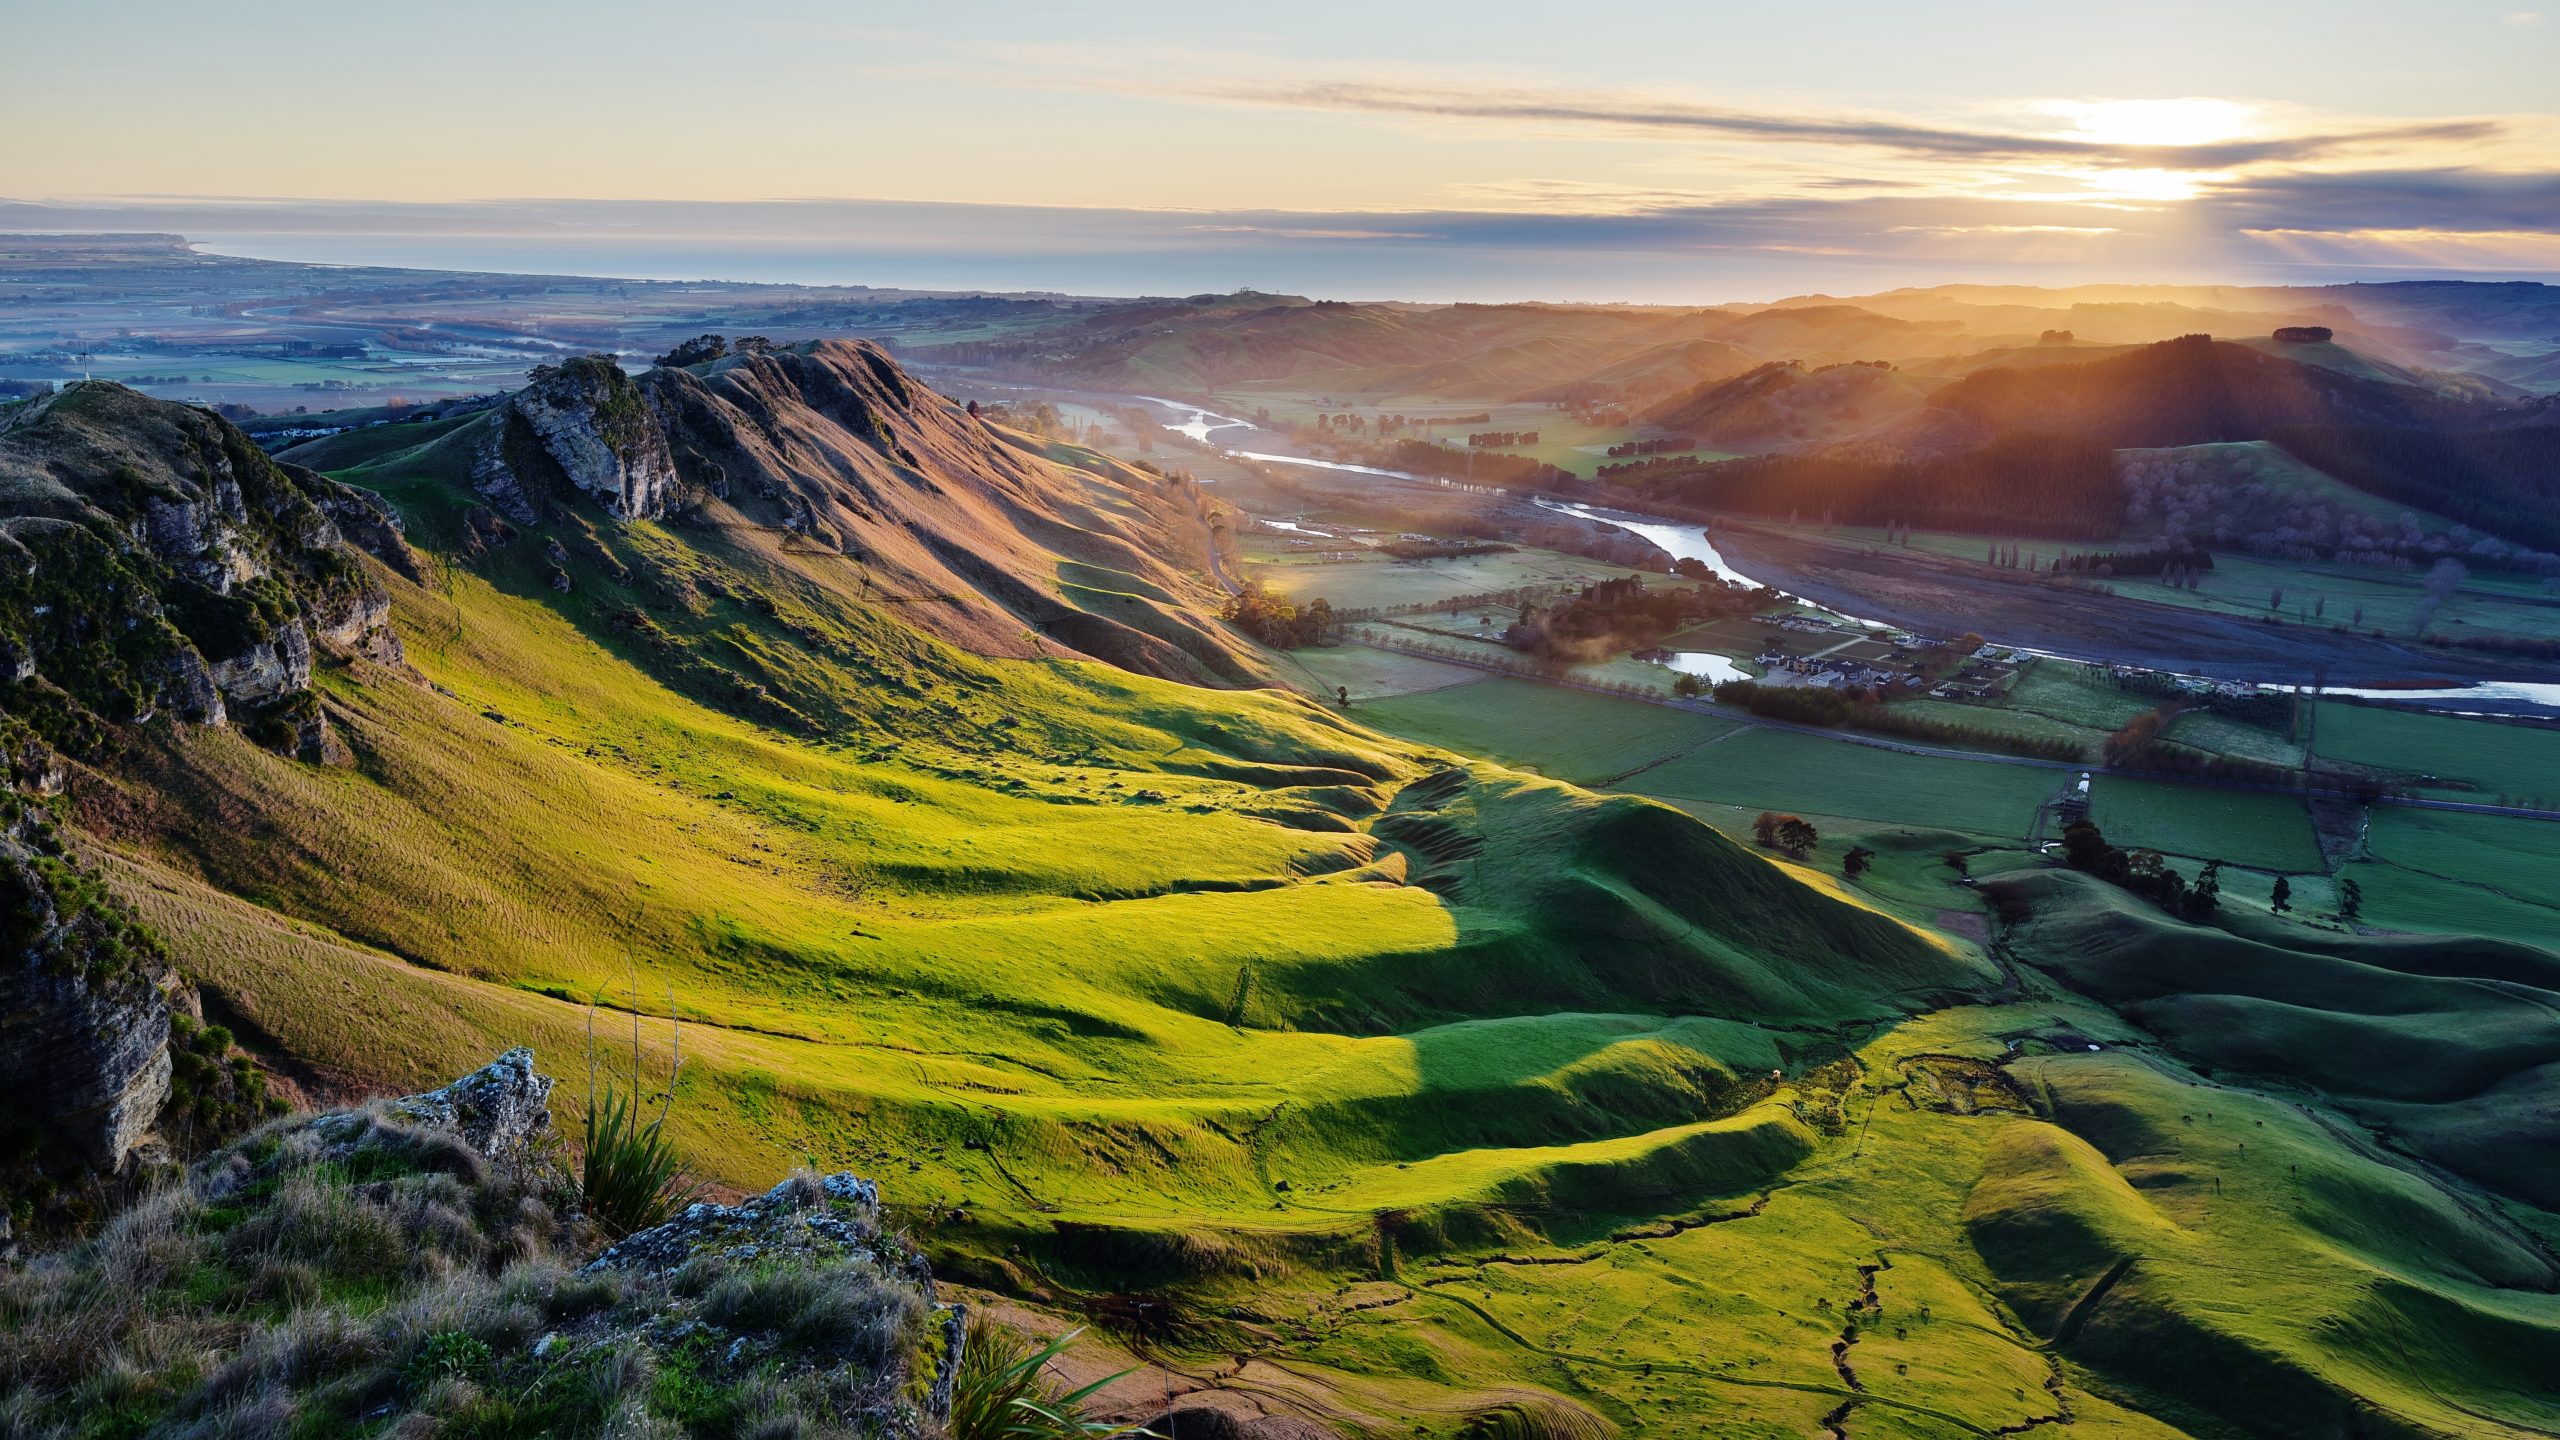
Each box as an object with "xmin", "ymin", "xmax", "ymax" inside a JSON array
[
  {"xmin": 2061, "ymin": 820, "xmax": 2115, "ymax": 875},
  {"xmin": 653, "ymin": 333, "xmax": 726, "ymax": 368},
  {"xmin": 965, "ymin": 399, "xmax": 981, "ymax": 418},
  {"xmin": 2337, "ymin": 876, "xmax": 2363, "ymax": 923},
  {"xmin": 2188, "ymin": 859, "xmax": 2223, "ymax": 917},
  {"xmin": 1775, "ymin": 816, "xmax": 1820, "ymax": 856},
  {"xmin": 1671, "ymin": 672, "xmax": 1705, "ymax": 698},
  {"xmin": 1753, "ymin": 811, "xmax": 1783, "ymax": 848},
  {"xmin": 2271, "ymin": 876, "xmax": 2293, "ymax": 913},
  {"xmin": 1842, "ymin": 845, "xmax": 1874, "ymax": 878}
]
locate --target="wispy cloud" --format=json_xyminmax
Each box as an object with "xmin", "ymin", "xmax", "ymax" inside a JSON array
[
  {"xmin": 1187, "ymin": 80, "xmax": 2508, "ymax": 170},
  {"xmin": 1182, "ymin": 224, "xmax": 1434, "ymax": 240}
]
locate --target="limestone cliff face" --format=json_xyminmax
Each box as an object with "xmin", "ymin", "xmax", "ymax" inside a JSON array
[
  {"xmin": 472, "ymin": 355, "xmax": 680, "ymax": 523},
  {"xmin": 0, "ymin": 806, "xmax": 174, "ymax": 1175},
  {"xmin": 0, "ymin": 382, "xmax": 409, "ymax": 748}
]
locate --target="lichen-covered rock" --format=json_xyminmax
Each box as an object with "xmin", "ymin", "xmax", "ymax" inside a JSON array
[
  {"xmin": 0, "ymin": 808, "xmax": 175, "ymax": 1174},
  {"xmin": 382, "ymin": 1046, "xmax": 554, "ymax": 1160},
  {"xmin": 0, "ymin": 382, "xmax": 408, "ymax": 756},
  {"xmin": 586, "ymin": 1171, "xmax": 895, "ymax": 1278},
  {"xmin": 473, "ymin": 355, "xmax": 680, "ymax": 522},
  {"xmin": 3, "ymin": 1055, "xmax": 957, "ymax": 1437}
]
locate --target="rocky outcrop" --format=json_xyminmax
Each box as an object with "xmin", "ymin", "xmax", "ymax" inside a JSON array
[
  {"xmin": 382, "ymin": 1046, "xmax": 554, "ymax": 1160},
  {"xmin": 472, "ymin": 355, "xmax": 680, "ymax": 523},
  {"xmin": 584, "ymin": 1166, "xmax": 965, "ymax": 1431},
  {"xmin": 457, "ymin": 340, "xmax": 1268, "ymax": 687},
  {"xmin": 3, "ymin": 1051, "xmax": 954, "ymax": 1436},
  {"xmin": 0, "ymin": 807, "xmax": 175, "ymax": 1174},
  {"xmin": 0, "ymin": 382, "xmax": 408, "ymax": 758}
]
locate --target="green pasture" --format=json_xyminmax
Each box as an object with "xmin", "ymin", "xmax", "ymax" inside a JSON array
[
  {"xmin": 2086, "ymin": 777, "xmax": 2323, "ymax": 871},
  {"xmin": 1279, "ymin": 644, "xmax": 1484, "ymax": 702},
  {"xmin": 1632, "ymin": 728, "xmax": 2063, "ymax": 838},
  {"xmin": 2351, "ymin": 808, "xmax": 2560, "ymax": 949},
  {"xmin": 2316, "ymin": 703, "xmax": 2560, "ymax": 804},
  {"xmin": 1999, "ymin": 659, "xmax": 2156, "ymax": 731},
  {"xmin": 1356, "ymin": 677, "xmax": 1734, "ymax": 784}
]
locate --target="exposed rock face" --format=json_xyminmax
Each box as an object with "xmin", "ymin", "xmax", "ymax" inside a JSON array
[
  {"xmin": 472, "ymin": 355, "xmax": 679, "ymax": 523},
  {"xmin": 462, "ymin": 340, "xmax": 1266, "ymax": 686},
  {"xmin": 0, "ymin": 809, "xmax": 174, "ymax": 1173},
  {"xmin": 382, "ymin": 1046, "xmax": 554, "ymax": 1160},
  {"xmin": 587, "ymin": 1170, "xmax": 893, "ymax": 1278},
  {"xmin": 0, "ymin": 383, "xmax": 412, "ymax": 756}
]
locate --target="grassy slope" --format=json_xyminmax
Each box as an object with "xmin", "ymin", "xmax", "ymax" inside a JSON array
[{"xmin": 57, "ymin": 400, "xmax": 2560, "ymax": 1436}]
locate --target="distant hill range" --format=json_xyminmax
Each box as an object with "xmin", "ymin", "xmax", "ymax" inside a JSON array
[
  {"xmin": 915, "ymin": 282, "xmax": 2560, "ymax": 552},
  {"xmin": 911, "ymin": 280, "xmax": 2560, "ymax": 409}
]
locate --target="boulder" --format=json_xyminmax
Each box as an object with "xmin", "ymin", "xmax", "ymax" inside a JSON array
[{"xmin": 383, "ymin": 1046, "xmax": 554, "ymax": 1161}]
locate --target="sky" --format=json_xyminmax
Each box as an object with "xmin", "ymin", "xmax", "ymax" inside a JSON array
[{"xmin": 3, "ymin": 0, "xmax": 2555, "ymax": 301}]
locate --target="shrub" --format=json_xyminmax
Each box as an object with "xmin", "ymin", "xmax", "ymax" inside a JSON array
[
  {"xmin": 948, "ymin": 1317, "xmax": 1149, "ymax": 1440},
  {"xmin": 577, "ymin": 1082, "xmax": 701, "ymax": 1238}
]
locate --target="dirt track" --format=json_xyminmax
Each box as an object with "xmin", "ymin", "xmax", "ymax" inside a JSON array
[{"xmin": 1712, "ymin": 528, "xmax": 2560, "ymax": 688}]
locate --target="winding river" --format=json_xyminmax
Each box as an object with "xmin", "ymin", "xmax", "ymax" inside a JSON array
[{"xmin": 1140, "ymin": 399, "xmax": 2560, "ymax": 713}]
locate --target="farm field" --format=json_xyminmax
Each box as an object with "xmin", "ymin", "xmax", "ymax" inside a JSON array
[
  {"xmin": 1999, "ymin": 659, "xmax": 2158, "ymax": 730},
  {"xmin": 1355, "ymin": 676, "xmax": 1736, "ymax": 783},
  {"xmin": 2167, "ymin": 710, "xmax": 2306, "ymax": 767},
  {"xmin": 2087, "ymin": 776, "xmax": 2324, "ymax": 871},
  {"xmin": 2355, "ymin": 828, "xmax": 2560, "ymax": 948},
  {"xmin": 2110, "ymin": 549, "xmax": 2560, "ymax": 641},
  {"xmin": 1251, "ymin": 544, "xmax": 1673, "ymax": 612},
  {"xmin": 1279, "ymin": 644, "xmax": 1483, "ymax": 702},
  {"xmin": 1728, "ymin": 508, "xmax": 2560, "ymax": 643},
  {"xmin": 1866, "ymin": 698, "xmax": 2102, "ymax": 754},
  {"xmin": 1346, "ymin": 624, "xmax": 1685, "ymax": 693},
  {"xmin": 2315, "ymin": 703, "xmax": 2560, "ymax": 805},
  {"xmin": 1632, "ymin": 727, "xmax": 2064, "ymax": 838}
]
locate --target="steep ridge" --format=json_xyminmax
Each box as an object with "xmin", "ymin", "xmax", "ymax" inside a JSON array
[
  {"xmin": 0, "ymin": 381, "xmax": 410, "ymax": 759},
  {"xmin": 391, "ymin": 340, "xmax": 1263, "ymax": 687}
]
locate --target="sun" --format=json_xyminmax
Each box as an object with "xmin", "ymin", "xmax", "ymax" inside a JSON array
[{"xmin": 2045, "ymin": 97, "xmax": 2259, "ymax": 148}]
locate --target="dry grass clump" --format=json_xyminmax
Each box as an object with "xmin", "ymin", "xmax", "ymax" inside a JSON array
[{"xmin": 0, "ymin": 1106, "xmax": 933, "ymax": 1439}]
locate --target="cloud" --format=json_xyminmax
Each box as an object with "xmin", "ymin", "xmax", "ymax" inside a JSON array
[
  {"xmin": 1191, "ymin": 80, "xmax": 2508, "ymax": 170},
  {"xmin": 2505, "ymin": 10, "xmax": 2543, "ymax": 25},
  {"xmin": 1887, "ymin": 224, "xmax": 2122, "ymax": 236},
  {"xmin": 1182, "ymin": 224, "xmax": 1434, "ymax": 240},
  {"xmin": 2199, "ymin": 167, "xmax": 2560, "ymax": 233}
]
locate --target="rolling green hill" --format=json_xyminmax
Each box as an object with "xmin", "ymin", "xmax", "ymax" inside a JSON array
[{"xmin": 7, "ymin": 357, "xmax": 2559, "ymax": 1437}]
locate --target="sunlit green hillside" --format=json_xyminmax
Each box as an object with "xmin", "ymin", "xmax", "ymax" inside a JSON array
[{"xmin": 35, "ymin": 359, "xmax": 2560, "ymax": 1438}]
